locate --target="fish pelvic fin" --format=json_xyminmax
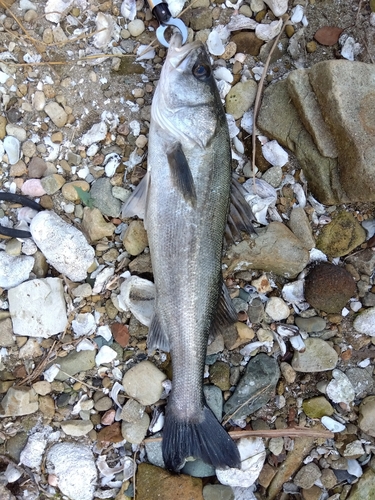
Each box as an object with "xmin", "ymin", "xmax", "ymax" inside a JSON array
[
  {"xmin": 167, "ymin": 142, "xmax": 197, "ymax": 207},
  {"xmin": 162, "ymin": 404, "xmax": 241, "ymax": 472},
  {"xmin": 147, "ymin": 313, "xmax": 170, "ymax": 352}
]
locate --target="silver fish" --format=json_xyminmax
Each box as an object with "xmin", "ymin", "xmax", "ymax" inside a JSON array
[{"xmin": 123, "ymin": 33, "xmax": 254, "ymax": 471}]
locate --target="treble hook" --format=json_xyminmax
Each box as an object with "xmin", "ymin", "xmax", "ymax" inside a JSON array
[{"xmin": 147, "ymin": 0, "xmax": 188, "ymax": 48}]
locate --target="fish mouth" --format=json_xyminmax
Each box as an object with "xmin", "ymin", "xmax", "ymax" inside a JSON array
[{"xmin": 167, "ymin": 33, "xmax": 202, "ymax": 71}]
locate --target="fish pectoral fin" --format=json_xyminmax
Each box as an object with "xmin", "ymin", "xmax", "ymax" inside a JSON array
[
  {"xmin": 122, "ymin": 171, "xmax": 150, "ymax": 226},
  {"xmin": 211, "ymin": 281, "xmax": 238, "ymax": 337},
  {"xmin": 147, "ymin": 313, "xmax": 170, "ymax": 352},
  {"xmin": 226, "ymin": 178, "xmax": 257, "ymax": 242},
  {"xmin": 167, "ymin": 143, "xmax": 197, "ymax": 206}
]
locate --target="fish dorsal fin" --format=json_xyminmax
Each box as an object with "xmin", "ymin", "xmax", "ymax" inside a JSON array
[
  {"xmin": 211, "ymin": 281, "xmax": 238, "ymax": 336},
  {"xmin": 226, "ymin": 179, "xmax": 256, "ymax": 242},
  {"xmin": 122, "ymin": 171, "xmax": 150, "ymax": 228},
  {"xmin": 167, "ymin": 143, "xmax": 196, "ymax": 206},
  {"xmin": 147, "ymin": 312, "xmax": 170, "ymax": 353}
]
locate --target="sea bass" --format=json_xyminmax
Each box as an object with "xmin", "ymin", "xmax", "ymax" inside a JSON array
[{"xmin": 123, "ymin": 33, "xmax": 254, "ymax": 471}]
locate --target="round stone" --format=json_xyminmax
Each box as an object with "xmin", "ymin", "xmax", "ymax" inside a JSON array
[{"xmin": 128, "ymin": 19, "xmax": 145, "ymax": 37}]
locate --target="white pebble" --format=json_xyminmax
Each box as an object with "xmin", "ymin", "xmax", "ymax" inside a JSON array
[
  {"xmin": 233, "ymin": 136, "xmax": 244, "ymax": 154},
  {"xmin": 265, "ymin": 297, "xmax": 290, "ymax": 321},
  {"xmin": 95, "ymin": 345, "xmax": 118, "ymax": 366},
  {"xmin": 321, "ymin": 416, "xmax": 346, "ymax": 433},
  {"xmin": 128, "ymin": 19, "xmax": 145, "ymax": 37},
  {"xmin": 263, "ymin": 0, "xmax": 288, "ymax": 16},
  {"xmin": 97, "ymin": 325, "xmax": 112, "ymax": 341},
  {"xmin": 262, "ymin": 140, "xmax": 288, "ymax": 167},
  {"xmin": 72, "ymin": 313, "xmax": 96, "ymax": 337}
]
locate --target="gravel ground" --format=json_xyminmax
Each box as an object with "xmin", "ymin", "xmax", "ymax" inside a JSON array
[{"xmin": 1, "ymin": 0, "xmax": 375, "ymax": 499}]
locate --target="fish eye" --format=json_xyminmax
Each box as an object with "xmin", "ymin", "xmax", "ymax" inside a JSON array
[{"xmin": 192, "ymin": 63, "xmax": 211, "ymax": 80}]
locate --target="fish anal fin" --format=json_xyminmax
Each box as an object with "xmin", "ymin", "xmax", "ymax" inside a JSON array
[
  {"xmin": 167, "ymin": 143, "xmax": 196, "ymax": 206},
  {"xmin": 147, "ymin": 313, "xmax": 170, "ymax": 352},
  {"xmin": 227, "ymin": 179, "xmax": 257, "ymax": 241},
  {"xmin": 122, "ymin": 171, "xmax": 150, "ymax": 226},
  {"xmin": 211, "ymin": 281, "xmax": 238, "ymax": 338}
]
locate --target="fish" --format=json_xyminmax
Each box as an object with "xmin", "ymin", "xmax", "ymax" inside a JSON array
[{"xmin": 123, "ymin": 33, "xmax": 255, "ymax": 472}]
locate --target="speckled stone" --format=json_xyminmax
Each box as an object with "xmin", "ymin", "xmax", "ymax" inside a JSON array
[{"xmin": 292, "ymin": 338, "xmax": 338, "ymax": 372}]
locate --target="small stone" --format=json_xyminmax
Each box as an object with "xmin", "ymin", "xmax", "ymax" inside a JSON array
[
  {"xmin": 317, "ymin": 211, "xmax": 366, "ymax": 257},
  {"xmin": 346, "ymin": 367, "xmax": 374, "ymax": 397},
  {"xmin": 292, "ymin": 338, "xmax": 338, "ymax": 372},
  {"xmin": 123, "ymin": 219, "xmax": 148, "ymax": 256},
  {"xmin": 209, "ymin": 361, "xmax": 230, "ymax": 391},
  {"xmin": 262, "ymin": 166, "xmax": 283, "ymax": 188},
  {"xmin": 265, "ymin": 297, "xmax": 290, "ymax": 321},
  {"xmin": 32, "ymin": 380, "xmax": 51, "ymax": 395},
  {"xmin": 94, "ymin": 396, "xmax": 113, "ymax": 412},
  {"xmin": 288, "ymin": 207, "xmax": 315, "ymax": 250},
  {"xmin": 231, "ymin": 32, "xmax": 264, "ymax": 56},
  {"xmin": 347, "ymin": 468, "xmax": 375, "ymax": 500},
  {"xmin": 21, "ymin": 178, "xmax": 46, "ymax": 196},
  {"xmin": 121, "ymin": 412, "xmax": 150, "ymax": 444},
  {"xmin": 320, "ymin": 468, "xmax": 337, "ymax": 489},
  {"xmin": 44, "ymin": 101, "xmax": 68, "ymax": 127},
  {"xmin": 97, "ymin": 422, "xmax": 123, "ymax": 443},
  {"xmin": 353, "ymin": 307, "xmax": 375, "ymax": 336},
  {"xmin": 82, "ymin": 207, "xmax": 116, "ymax": 243},
  {"xmin": 302, "ymin": 485, "xmax": 323, "ymax": 500},
  {"xmin": 33, "ymin": 90, "xmax": 46, "ymax": 110},
  {"xmin": 306, "ymin": 40, "xmax": 317, "ymax": 53},
  {"xmin": 358, "ymin": 396, "xmax": 375, "ymax": 436},
  {"xmin": 90, "ymin": 177, "xmax": 121, "ymax": 217},
  {"xmin": 0, "ymin": 252, "xmax": 34, "ymax": 290},
  {"xmin": 122, "ymin": 361, "xmax": 167, "ymax": 406},
  {"xmin": 294, "ymin": 316, "xmax": 326, "ymax": 332},
  {"xmin": 95, "ymin": 345, "xmax": 118, "ymax": 366},
  {"xmin": 61, "ymin": 180, "xmax": 90, "ymax": 202},
  {"xmin": 0, "ymin": 116, "xmax": 6, "ymax": 139},
  {"xmin": 10, "ymin": 159, "xmax": 27, "ymax": 177},
  {"xmin": 302, "ymin": 396, "xmax": 334, "ymax": 418},
  {"xmin": 227, "ymin": 322, "xmax": 255, "ymax": 349},
  {"xmin": 280, "ymin": 362, "xmax": 296, "ymax": 384},
  {"xmin": 72, "ymin": 283, "xmax": 92, "ymax": 298},
  {"xmin": 294, "ymin": 463, "xmax": 321, "ymax": 489},
  {"xmin": 225, "ymin": 80, "xmax": 258, "ymax": 120},
  {"xmin": 120, "ymin": 399, "xmax": 145, "ymax": 422},
  {"xmin": 0, "ymin": 387, "xmax": 38, "ymax": 416},
  {"xmin": 61, "ymin": 419, "xmax": 94, "ymax": 437},
  {"xmin": 189, "ymin": 8, "xmax": 212, "ymax": 30},
  {"xmin": 128, "ymin": 19, "xmax": 145, "ymax": 37},
  {"xmin": 304, "ymin": 263, "xmax": 356, "ymax": 313},
  {"xmin": 41, "ymin": 174, "xmax": 66, "ymax": 194},
  {"xmin": 203, "ymin": 484, "xmax": 234, "ymax": 500},
  {"xmin": 53, "ymin": 349, "xmax": 96, "ymax": 381},
  {"xmin": 111, "ymin": 323, "xmax": 130, "ymax": 347},
  {"xmin": 269, "ymin": 437, "xmax": 284, "ymax": 456},
  {"xmin": 326, "ymin": 369, "xmax": 355, "ymax": 404},
  {"xmin": 28, "ymin": 156, "xmax": 47, "ymax": 178},
  {"xmin": 343, "ymin": 440, "xmax": 365, "ymax": 459}
]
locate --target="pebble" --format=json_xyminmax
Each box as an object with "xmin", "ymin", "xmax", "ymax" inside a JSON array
[
  {"xmin": 229, "ymin": 322, "xmax": 255, "ymax": 349},
  {"xmin": 346, "ymin": 367, "xmax": 373, "ymax": 397},
  {"xmin": 122, "ymin": 360, "xmax": 167, "ymax": 405},
  {"xmin": 72, "ymin": 283, "xmax": 92, "ymax": 298},
  {"xmin": 28, "ymin": 156, "xmax": 47, "ymax": 177},
  {"xmin": 210, "ymin": 361, "xmax": 230, "ymax": 391},
  {"xmin": 95, "ymin": 345, "xmax": 118, "ymax": 366},
  {"xmin": 294, "ymin": 463, "xmax": 321, "ymax": 489},
  {"xmin": 224, "ymin": 353, "xmax": 280, "ymax": 419},
  {"xmin": 52, "ymin": 349, "xmax": 96, "ymax": 381},
  {"xmin": 225, "ymin": 80, "xmax": 258, "ymax": 120},
  {"xmin": 20, "ymin": 429, "xmax": 49, "ymax": 468},
  {"xmin": 121, "ymin": 412, "xmax": 150, "ymax": 444},
  {"xmin": 317, "ymin": 211, "xmax": 366, "ymax": 257},
  {"xmin": 123, "ymin": 219, "xmax": 148, "ymax": 256},
  {"xmin": 231, "ymin": 32, "xmax": 264, "ymax": 57},
  {"xmin": 3, "ymin": 136, "xmax": 21, "ymax": 164},
  {"xmin": 302, "ymin": 396, "xmax": 334, "ymax": 418},
  {"xmin": 0, "ymin": 318, "xmax": 15, "ymax": 347},
  {"xmin": 288, "ymin": 207, "xmax": 315, "ymax": 250},
  {"xmin": 269, "ymin": 437, "xmax": 284, "ymax": 456},
  {"xmin": 203, "ymin": 384, "xmax": 223, "ymax": 421},
  {"xmin": 265, "ymin": 297, "xmax": 290, "ymax": 321},
  {"xmin": 347, "ymin": 248, "xmax": 375, "ymax": 276},
  {"xmin": 304, "ymin": 263, "xmax": 356, "ymax": 313},
  {"xmin": 30, "ymin": 210, "xmax": 95, "ymax": 281},
  {"xmin": 6, "ymin": 124, "xmax": 26, "ymax": 142},
  {"xmin": 182, "ymin": 459, "xmax": 215, "ymax": 478},
  {"xmin": 82, "ymin": 207, "xmax": 116, "ymax": 243},
  {"xmin": 32, "ymin": 380, "xmax": 51, "ymax": 395},
  {"xmin": 33, "ymin": 90, "xmax": 46, "ymax": 110},
  {"xmin": 326, "ymin": 369, "xmax": 355, "ymax": 404},
  {"xmin": 72, "ymin": 313, "xmax": 96, "ymax": 337},
  {"xmin": 120, "ymin": 398, "xmax": 145, "ymax": 422},
  {"xmin": 261, "ymin": 165, "xmax": 283, "ymax": 188},
  {"xmin": 61, "ymin": 420, "xmax": 94, "ymax": 437},
  {"xmin": 90, "ymin": 177, "xmax": 121, "ymax": 217},
  {"xmin": 292, "ymin": 338, "xmax": 338, "ymax": 372},
  {"xmin": 0, "ymin": 387, "xmax": 38, "ymax": 416},
  {"xmin": 353, "ymin": 307, "xmax": 375, "ymax": 336},
  {"xmin": 111, "ymin": 322, "xmax": 130, "ymax": 347},
  {"xmin": 203, "ymin": 484, "xmax": 234, "ymax": 500},
  {"xmin": 119, "ymin": 276, "xmax": 155, "ymax": 326},
  {"xmin": 44, "ymin": 101, "xmax": 68, "ymax": 127},
  {"xmin": 0, "ymin": 252, "xmax": 34, "ymax": 289},
  {"xmin": 10, "ymin": 159, "xmax": 27, "ymax": 177},
  {"xmin": 128, "ymin": 19, "xmax": 145, "ymax": 36},
  {"xmin": 280, "ymin": 362, "xmax": 296, "ymax": 384},
  {"xmin": 41, "ymin": 173, "xmax": 66, "ymax": 194},
  {"xmin": 81, "ymin": 121, "xmax": 107, "ymax": 146},
  {"xmin": 0, "ymin": 115, "xmax": 6, "ymax": 139},
  {"xmin": 264, "ymin": 0, "xmax": 288, "ymax": 16},
  {"xmin": 46, "ymin": 443, "xmax": 97, "ymax": 500},
  {"xmin": 8, "ymin": 278, "xmax": 67, "ymax": 338},
  {"xmin": 294, "ymin": 316, "xmax": 326, "ymax": 332},
  {"xmin": 358, "ymin": 395, "xmax": 375, "ymax": 436}
]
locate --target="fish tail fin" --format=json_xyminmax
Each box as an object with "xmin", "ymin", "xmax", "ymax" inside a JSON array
[{"xmin": 162, "ymin": 404, "xmax": 240, "ymax": 472}]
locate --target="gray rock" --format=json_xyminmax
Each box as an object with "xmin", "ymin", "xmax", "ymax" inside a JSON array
[
  {"xmin": 288, "ymin": 207, "xmax": 315, "ymax": 250},
  {"xmin": 61, "ymin": 420, "xmax": 94, "ymax": 437},
  {"xmin": 0, "ymin": 387, "xmax": 38, "ymax": 417},
  {"xmin": 203, "ymin": 484, "xmax": 234, "ymax": 500},
  {"xmin": 294, "ymin": 316, "xmax": 326, "ymax": 333},
  {"xmin": 326, "ymin": 369, "xmax": 355, "ymax": 405},
  {"xmin": 120, "ymin": 398, "xmax": 145, "ymax": 422},
  {"xmin": 121, "ymin": 412, "xmax": 150, "ymax": 444},
  {"xmin": 346, "ymin": 367, "xmax": 374, "ymax": 398},
  {"xmin": 287, "ymin": 69, "xmax": 338, "ymax": 158},
  {"xmin": 353, "ymin": 307, "xmax": 375, "ymax": 336},
  {"xmin": 182, "ymin": 458, "xmax": 215, "ymax": 477},
  {"xmin": 122, "ymin": 360, "xmax": 166, "ymax": 405},
  {"xmin": 293, "ymin": 462, "xmax": 321, "ymax": 489},
  {"xmin": 248, "ymin": 298, "xmax": 265, "ymax": 324},
  {"xmin": 203, "ymin": 384, "xmax": 223, "ymax": 421},
  {"xmin": 223, "ymin": 222, "xmax": 309, "ymax": 279},
  {"xmin": 46, "ymin": 442, "xmax": 97, "ymax": 500},
  {"xmin": 292, "ymin": 338, "xmax": 338, "ymax": 372},
  {"xmin": 358, "ymin": 396, "xmax": 375, "ymax": 437},
  {"xmin": 261, "ymin": 166, "xmax": 283, "ymax": 187},
  {"xmin": 346, "ymin": 248, "xmax": 375, "ymax": 276},
  {"xmin": 0, "ymin": 318, "xmax": 15, "ymax": 346},
  {"xmin": 309, "ymin": 61, "xmax": 375, "ymax": 202},
  {"xmin": 53, "ymin": 349, "xmax": 96, "ymax": 381},
  {"xmin": 363, "ymin": 293, "xmax": 375, "ymax": 307},
  {"xmin": 0, "ymin": 252, "xmax": 34, "ymax": 289},
  {"xmin": 145, "ymin": 432, "xmax": 164, "ymax": 467},
  {"xmin": 223, "ymin": 353, "xmax": 280, "ymax": 419},
  {"xmin": 90, "ymin": 177, "xmax": 121, "ymax": 217},
  {"xmin": 30, "ymin": 211, "xmax": 95, "ymax": 282},
  {"xmin": 8, "ymin": 278, "xmax": 67, "ymax": 338}
]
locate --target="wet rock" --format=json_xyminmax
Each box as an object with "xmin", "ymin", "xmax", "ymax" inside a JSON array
[
  {"xmin": 346, "ymin": 367, "xmax": 374, "ymax": 397},
  {"xmin": 209, "ymin": 361, "xmax": 230, "ymax": 391},
  {"xmin": 304, "ymin": 263, "xmax": 356, "ymax": 313},
  {"xmin": 288, "ymin": 207, "xmax": 316, "ymax": 250},
  {"xmin": 302, "ymin": 396, "xmax": 334, "ymax": 418},
  {"xmin": 136, "ymin": 463, "xmax": 203, "ymax": 500},
  {"xmin": 8, "ymin": 278, "xmax": 67, "ymax": 338},
  {"xmin": 61, "ymin": 420, "xmax": 94, "ymax": 437},
  {"xmin": 30, "ymin": 211, "xmax": 95, "ymax": 281},
  {"xmin": 123, "ymin": 219, "xmax": 148, "ymax": 256},
  {"xmin": 90, "ymin": 177, "xmax": 121, "ymax": 217},
  {"xmin": 309, "ymin": 61, "xmax": 375, "ymax": 203},
  {"xmin": 122, "ymin": 360, "xmax": 166, "ymax": 405},
  {"xmin": 358, "ymin": 396, "xmax": 375, "ymax": 436},
  {"xmin": 326, "ymin": 369, "xmax": 355, "ymax": 404},
  {"xmin": 203, "ymin": 484, "xmax": 234, "ymax": 500},
  {"xmin": 316, "ymin": 211, "xmax": 366, "ymax": 257},
  {"xmin": 292, "ymin": 338, "xmax": 338, "ymax": 372},
  {"xmin": 121, "ymin": 412, "xmax": 150, "ymax": 444},
  {"xmin": 294, "ymin": 463, "xmax": 321, "ymax": 489},
  {"xmin": 53, "ymin": 349, "xmax": 96, "ymax": 381},
  {"xmin": 265, "ymin": 297, "xmax": 290, "ymax": 321},
  {"xmin": 347, "ymin": 468, "xmax": 375, "ymax": 500},
  {"xmin": 0, "ymin": 387, "xmax": 38, "ymax": 416},
  {"xmin": 224, "ymin": 222, "xmax": 309, "ymax": 279},
  {"xmin": 294, "ymin": 316, "xmax": 326, "ymax": 332},
  {"xmin": 44, "ymin": 101, "xmax": 68, "ymax": 127},
  {"xmin": 46, "ymin": 442, "xmax": 97, "ymax": 500},
  {"xmin": 224, "ymin": 353, "xmax": 280, "ymax": 419},
  {"xmin": 353, "ymin": 307, "xmax": 375, "ymax": 336},
  {"xmin": 225, "ymin": 80, "xmax": 258, "ymax": 120},
  {"xmin": 0, "ymin": 252, "xmax": 34, "ymax": 289}
]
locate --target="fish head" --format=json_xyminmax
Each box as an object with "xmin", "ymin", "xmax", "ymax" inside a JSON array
[{"xmin": 152, "ymin": 33, "xmax": 224, "ymax": 148}]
